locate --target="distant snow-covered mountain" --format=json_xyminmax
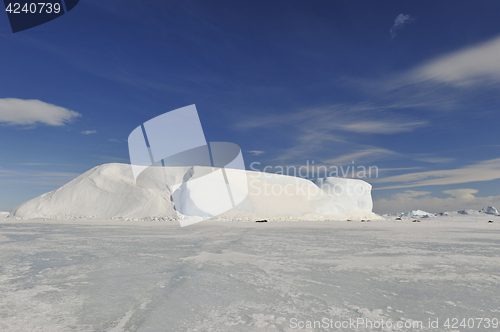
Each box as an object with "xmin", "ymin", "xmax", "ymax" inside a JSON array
[
  {"xmin": 480, "ymin": 206, "xmax": 499, "ymax": 215},
  {"xmin": 438, "ymin": 206, "xmax": 499, "ymax": 216}
]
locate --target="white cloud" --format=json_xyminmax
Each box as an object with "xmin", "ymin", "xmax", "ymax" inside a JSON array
[
  {"xmin": 324, "ymin": 148, "xmax": 398, "ymax": 166},
  {"xmin": 374, "ymin": 188, "xmax": 500, "ymax": 214},
  {"xmin": 374, "ymin": 158, "xmax": 500, "ymax": 189},
  {"xmin": 415, "ymin": 157, "xmax": 455, "ymax": 164},
  {"xmin": 235, "ymin": 104, "xmax": 426, "ymax": 163},
  {"xmin": 339, "ymin": 120, "xmax": 426, "ymax": 134},
  {"xmin": 441, "ymin": 188, "xmax": 479, "ymax": 199},
  {"xmin": 393, "ymin": 190, "xmax": 432, "ymax": 199},
  {"xmin": 247, "ymin": 150, "xmax": 265, "ymax": 156},
  {"xmin": 236, "ymin": 103, "xmax": 426, "ymax": 134},
  {"xmin": 0, "ymin": 98, "xmax": 80, "ymax": 126},
  {"xmin": 406, "ymin": 35, "xmax": 500, "ymax": 86},
  {"xmin": 390, "ymin": 14, "xmax": 414, "ymax": 38},
  {"xmin": 377, "ymin": 167, "xmax": 423, "ymax": 173},
  {"xmin": 82, "ymin": 130, "xmax": 97, "ymax": 135}
]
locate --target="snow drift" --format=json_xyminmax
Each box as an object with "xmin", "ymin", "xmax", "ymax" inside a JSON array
[{"xmin": 9, "ymin": 163, "xmax": 379, "ymax": 221}]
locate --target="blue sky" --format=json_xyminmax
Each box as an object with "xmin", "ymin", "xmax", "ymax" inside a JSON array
[{"xmin": 2, "ymin": 0, "xmax": 500, "ymax": 213}]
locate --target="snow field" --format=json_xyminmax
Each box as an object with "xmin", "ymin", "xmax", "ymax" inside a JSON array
[{"xmin": 0, "ymin": 217, "xmax": 499, "ymax": 331}]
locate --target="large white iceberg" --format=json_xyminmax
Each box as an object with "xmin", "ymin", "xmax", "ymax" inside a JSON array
[{"xmin": 9, "ymin": 163, "xmax": 379, "ymax": 221}]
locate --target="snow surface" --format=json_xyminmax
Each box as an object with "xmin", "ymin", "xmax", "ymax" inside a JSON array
[
  {"xmin": 0, "ymin": 211, "xmax": 8, "ymax": 219},
  {"xmin": 0, "ymin": 216, "xmax": 499, "ymax": 331},
  {"xmin": 9, "ymin": 163, "xmax": 379, "ymax": 222}
]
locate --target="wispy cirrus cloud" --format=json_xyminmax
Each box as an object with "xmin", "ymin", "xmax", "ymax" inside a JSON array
[
  {"xmin": 390, "ymin": 14, "xmax": 414, "ymax": 39},
  {"xmin": 324, "ymin": 148, "xmax": 398, "ymax": 166},
  {"xmin": 379, "ymin": 34, "xmax": 500, "ymax": 93},
  {"xmin": 237, "ymin": 34, "xmax": 500, "ymax": 181},
  {"xmin": 0, "ymin": 168, "xmax": 80, "ymax": 186},
  {"xmin": 0, "ymin": 98, "xmax": 80, "ymax": 127},
  {"xmin": 82, "ymin": 130, "xmax": 97, "ymax": 135},
  {"xmin": 247, "ymin": 150, "xmax": 265, "ymax": 156},
  {"xmin": 407, "ymin": 35, "xmax": 500, "ymax": 86},
  {"xmin": 374, "ymin": 188, "xmax": 500, "ymax": 214},
  {"xmin": 373, "ymin": 158, "xmax": 500, "ymax": 189},
  {"xmin": 342, "ymin": 35, "xmax": 500, "ymax": 122},
  {"xmin": 393, "ymin": 190, "xmax": 432, "ymax": 199},
  {"xmin": 414, "ymin": 157, "xmax": 455, "ymax": 164},
  {"xmin": 236, "ymin": 103, "xmax": 426, "ymax": 164},
  {"xmin": 236, "ymin": 103, "xmax": 426, "ymax": 133},
  {"xmin": 376, "ymin": 167, "xmax": 423, "ymax": 173},
  {"xmin": 339, "ymin": 120, "xmax": 427, "ymax": 134}
]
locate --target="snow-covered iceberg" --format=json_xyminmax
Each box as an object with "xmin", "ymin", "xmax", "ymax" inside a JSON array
[
  {"xmin": 9, "ymin": 163, "xmax": 178, "ymax": 220},
  {"xmin": 9, "ymin": 163, "xmax": 379, "ymax": 221}
]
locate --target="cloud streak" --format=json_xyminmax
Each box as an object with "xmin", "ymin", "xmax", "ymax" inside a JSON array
[
  {"xmin": 247, "ymin": 150, "xmax": 265, "ymax": 156},
  {"xmin": 408, "ymin": 35, "xmax": 500, "ymax": 86},
  {"xmin": 410, "ymin": 37, "xmax": 500, "ymax": 86},
  {"xmin": 339, "ymin": 120, "xmax": 427, "ymax": 134},
  {"xmin": 381, "ymin": 34, "xmax": 500, "ymax": 91},
  {"xmin": 390, "ymin": 14, "xmax": 414, "ymax": 38},
  {"xmin": 236, "ymin": 34, "xmax": 500, "ymax": 184},
  {"xmin": 0, "ymin": 98, "xmax": 80, "ymax": 127},
  {"xmin": 324, "ymin": 148, "xmax": 398, "ymax": 165},
  {"xmin": 373, "ymin": 158, "xmax": 500, "ymax": 189},
  {"xmin": 0, "ymin": 168, "xmax": 80, "ymax": 186},
  {"xmin": 236, "ymin": 103, "xmax": 427, "ymax": 164}
]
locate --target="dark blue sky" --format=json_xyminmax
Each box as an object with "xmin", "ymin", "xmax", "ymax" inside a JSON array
[{"xmin": 2, "ymin": 0, "xmax": 500, "ymax": 213}]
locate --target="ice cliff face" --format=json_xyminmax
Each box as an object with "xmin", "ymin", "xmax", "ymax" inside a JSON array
[{"xmin": 10, "ymin": 163, "xmax": 378, "ymax": 221}]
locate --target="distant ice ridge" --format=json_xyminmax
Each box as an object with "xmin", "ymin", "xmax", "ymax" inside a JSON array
[
  {"xmin": 8, "ymin": 163, "xmax": 379, "ymax": 221},
  {"xmin": 479, "ymin": 206, "xmax": 499, "ymax": 215},
  {"xmin": 0, "ymin": 211, "xmax": 9, "ymax": 219},
  {"xmin": 384, "ymin": 206, "xmax": 499, "ymax": 220},
  {"xmin": 438, "ymin": 206, "xmax": 499, "ymax": 216}
]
